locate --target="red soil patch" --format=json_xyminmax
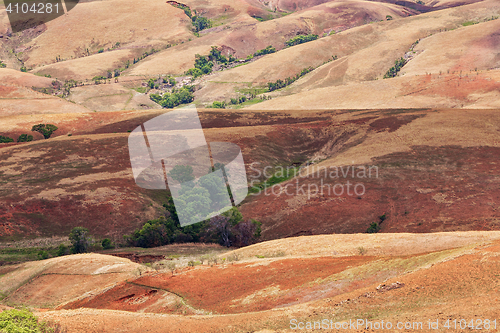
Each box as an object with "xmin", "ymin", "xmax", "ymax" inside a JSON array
[
  {"xmin": 401, "ymin": 73, "xmax": 500, "ymax": 101},
  {"xmin": 133, "ymin": 256, "xmax": 373, "ymax": 314},
  {"xmin": 63, "ymin": 282, "xmax": 168, "ymax": 313}
]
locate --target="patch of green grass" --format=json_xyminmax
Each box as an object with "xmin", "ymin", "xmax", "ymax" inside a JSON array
[
  {"xmin": 134, "ymin": 87, "xmax": 147, "ymax": 93},
  {"xmin": 249, "ymin": 166, "xmax": 300, "ymax": 193},
  {"xmin": 235, "ymin": 87, "xmax": 268, "ymax": 95},
  {"xmin": 462, "ymin": 20, "xmax": 478, "ymax": 26},
  {"xmin": 0, "ymin": 246, "xmax": 59, "ymax": 262},
  {"xmin": 233, "ymin": 98, "xmax": 266, "ymax": 109}
]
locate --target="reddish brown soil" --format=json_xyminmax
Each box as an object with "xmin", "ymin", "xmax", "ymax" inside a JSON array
[
  {"xmin": 242, "ymin": 145, "xmax": 500, "ymax": 240},
  {"xmin": 65, "ymin": 256, "xmax": 375, "ymax": 314}
]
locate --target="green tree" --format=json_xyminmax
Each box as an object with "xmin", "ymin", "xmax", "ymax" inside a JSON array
[
  {"xmin": 31, "ymin": 124, "xmax": 58, "ymax": 139},
  {"xmin": 192, "ymin": 16, "xmax": 211, "ymax": 32},
  {"xmin": 17, "ymin": 134, "xmax": 33, "ymax": 142},
  {"xmin": 168, "ymin": 165, "xmax": 195, "ymax": 184},
  {"xmin": 69, "ymin": 227, "xmax": 90, "ymax": 253},
  {"xmin": 102, "ymin": 238, "xmax": 114, "ymax": 249}
]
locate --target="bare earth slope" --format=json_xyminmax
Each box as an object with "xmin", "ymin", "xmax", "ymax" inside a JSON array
[{"xmin": 2, "ymin": 232, "xmax": 492, "ymax": 332}]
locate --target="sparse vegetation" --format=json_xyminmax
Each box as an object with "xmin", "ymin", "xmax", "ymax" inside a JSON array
[
  {"xmin": 268, "ymin": 67, "xmax": 314, "ymax": 91},
  {"xmin": 366, "ymin": 222, "xmax": 381, "ymax": 233}
]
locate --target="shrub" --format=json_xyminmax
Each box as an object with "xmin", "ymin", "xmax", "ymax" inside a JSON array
[
  {"xmin": 357, "ymin": 247, "xmax": 367, "ymax": 255},
  {"xmin": 102, "ymin": 238, "xmax": 114, "ymax": 250},
  {"xmin": 97, "ymin": 48, "xmax": 104, "ymax": 53},
  {"xmin": 192, "ymin": 16, "xmax": 211, "ymax": 32},
  {"xmin": 38, "ymin": 250, "xmax": 49, "ymax": 260},
  {"xmin": 167, "ymin": 261, "xmax": 177, "ymax": 276},
  {"xmin": 17, "ymin": 134, "xmax": 34, "ymax": 142},
  {"xmin": 0, "ymin": 309, "xmax": 56, "ymax": 333},
  {"xmin": 31, "ymin": 124, "xmax": 58, "ymax": 139},
  {"xmin": 20, "ymin": 66, "xmax": 27, "ymax": 72},
  {"xmin": 0, "ymin": 135, "xmax": 14, "ymax": 143},
  {"xmin": 386, "ymin": 15, "xmax": 393, "ymax": 20},
  {"xmin": 57, "ymin": 244, "xmax": 69, "ymax": 256},
  {"xmin": 0, "ymin": 61, "xmax": 6, "ymax": 68},
  {"xmin": 211, "ymin": 101, "xmax": 226, "ymax": 109},
  {"xmin": 366, "ymin": 222, "xmax": 380, "ymax": 233},
  {"xmin": 285, "ymin": 34, "xmax": 318, "ymax": 47},
  {"xmin": 69, "ymin": 227, "xmax": 91, "ymax": 253}
]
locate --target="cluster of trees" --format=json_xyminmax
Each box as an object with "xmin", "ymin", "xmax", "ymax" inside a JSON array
[
  {"xmin": 192, "ymin": 16, "xmax": 211, "ymax": 32},
  {"xmin": 0, "ymin": 134, "xmax": 34, "ymax": 143},
  {"xmin": 186, "ymin": 46, "xmax": 237, "ymax": 78},
  {"xmin": 17, "ymin": 134, "xmax": 33, "ymax": 142},
  {"xmin": 146, "ymin": 76, "xmax": 176, "ymax": 90},
  {"xmin": 0, "ymin": 135, "xmax": 13, "ymax": 143},
  {"xmin": 125, "ymin": 198, "xmax": 261, "ymax": 248},
  {"xmin": 56, "ymin": 227, "xmax": 114, "ymax": 257},
  {"xmin": 170, "ymin": 1, "xmax": 211, "ymax": 32},
  {"xmin": 149, "ymin": 85, "xmax": 195, "ymax": 108},
  {"xmin": 268, "ymin": 66, "xmax": 314, "ymax": 91},
  {"xmin": 383, "ymin": 57, "xmax": 407, "ymax": 78},
  {"xmin": 32, "ymin": 124, "xmax": 58, "ymax": 139},
  {"xmin": 285, "ymin": 34, "xmax": 318, "ymax": 47},
  {"xmin": 0, "ymin": 124, "xmax": 57, "ymax": 144}
]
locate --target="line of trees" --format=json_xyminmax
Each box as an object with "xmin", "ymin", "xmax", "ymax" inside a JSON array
[
  {"xmin": 125, "ymin": 197, "xmax": 261, "ymax": 248},
  {"xmin": 268, "ymin": 66, "xmax": 314, "ymax": 91},
  {"xmin": 383, "ymin": 57, "xmax": 407, "ymax": 78},
  {"xmin": 285, "ymin": 34, "xmax": 318, "ymax": 47}
]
